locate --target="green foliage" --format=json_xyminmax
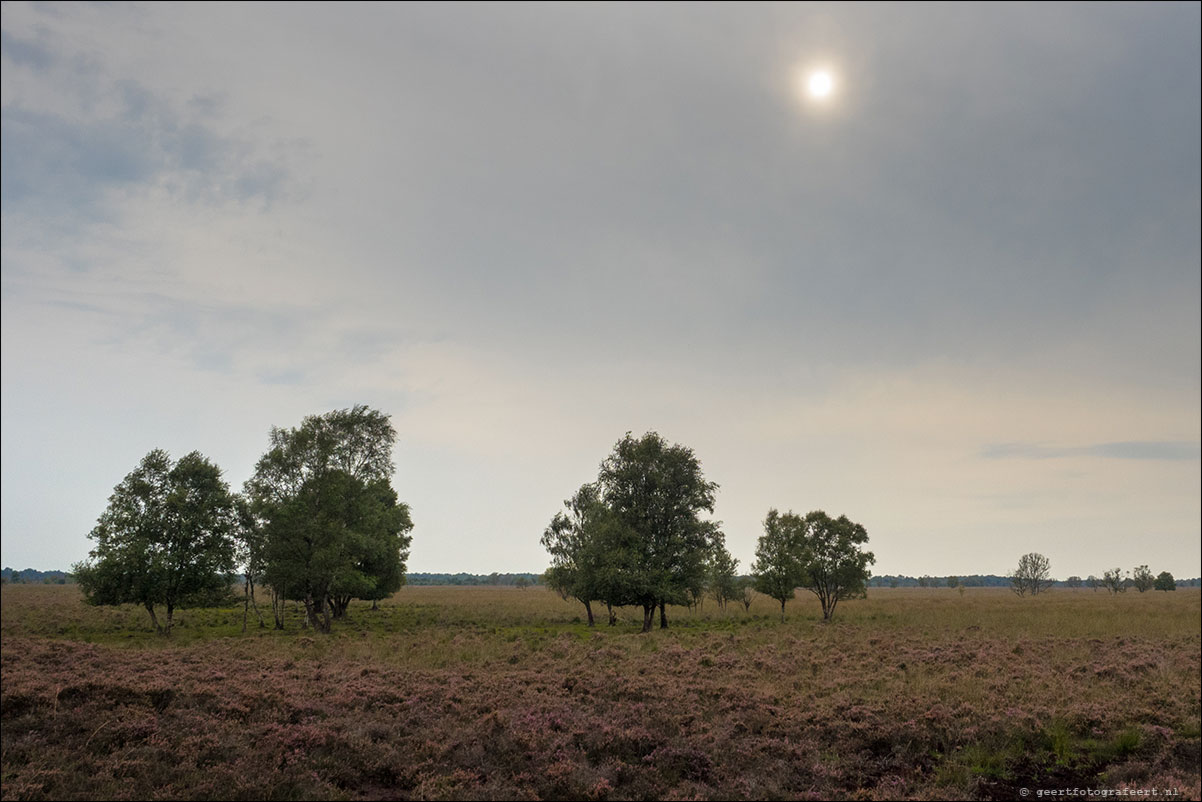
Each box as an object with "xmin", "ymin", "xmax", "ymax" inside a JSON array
[
  {"xmin": 706, "ymin": 544, "xmax": 740, "ymax": 610},
  {"xmin": 541, "ymin": 432, "xmax": 722, "ymax": 632},
  {"xmin": 1154, "ymin": 571, "xmax": 1176, "ymax": 592},
  {"xmin": 246, "ymin": 406, "xmax": 413, "ymax": 632},
  {"xmin": 1010, "ymin": 552, "xmax": 1053, "ymax": 597},
  {"xmin": 752, "ymin": 509, "xmax": 874, "ymax": 621},
  {"xmin": 72, "ymin": 449, "xmax": 237, "ymax": 635},
  {"xmin": 751, "ymin": 509, "xmax": 806, "ymax": 620},
  {"xmin": 1102, "ymin": 568, "xmax": 1127, "ymax": 594},
  {"xmin": 597, "ymin": 432, "xmax": 721, "ymax": 631},
  {"xmin": 1130, "ymin": 565, "xmax": 1155, "ymax": 593},
  {"xmin": 795, "ymin": 510, "xmax": 874, "ymax": 620}
]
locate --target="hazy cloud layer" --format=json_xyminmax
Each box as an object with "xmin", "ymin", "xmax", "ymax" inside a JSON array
[{"xmin": 2, "ymin": 3, "xmax": 1198, "ymax": 576}]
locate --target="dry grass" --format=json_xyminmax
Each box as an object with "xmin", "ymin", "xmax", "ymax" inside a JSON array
[{"xmin": 2, "ymin": 584, "xmax": 1199, "ymax": 800}]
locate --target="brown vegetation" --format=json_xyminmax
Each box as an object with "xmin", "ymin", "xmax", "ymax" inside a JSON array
[{"xmin": 2, "ymin": 584, "xmax": 1199, "ymax": 800}]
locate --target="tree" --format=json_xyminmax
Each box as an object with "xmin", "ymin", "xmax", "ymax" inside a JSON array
[
  {"xmin": 947, "ymin": 575, "xmax": 959, "ymax": 589},
  {"xmin": 1065, "ymin": 575, "xmax": 1082, "ymax": 590},
  {"xmin": 1087, "ymin": 574, "xmax": 1100, "ymax": 592},
  {"xmin": 73, "ymin": 450, "xmax": 237, "ymax": 635},
  {"xmin": 707, "ymin": 543, "xmax": 740, "ymax": 611},
  {"xmin": 1009, "ymin": 552, "xmax": 1053, "ymax": 597},
  {"xmin": 1102, "ymin": 568, "xmax": 1127, "ymax": 594},
  {"xmin": 796, "ymin": 511, "xmax": 874, "ymax": 621},
  {"xmin": 233, "ymin": 495, "xmax": 268, "ymax": 631},
  {"xmin": 542, "ymin": 482, "xmax": 632, "ymax": 626},
  {"xmin": 1154, "ymin": 571, "xmax": 1176, "ymax": 592},
  {"xmin": 737, "ymin": 576, "xmax": 755, "ymax": 612},
  {"xmin": 246, "ymin": 406, "xmax": 413, "ymax": 632},
  {"xmin": 596, "ymin": 432, "xmax": 719, "ymax": 632},
  {"xmin": 752, "ymin": 509, "xmax": 806, "ymax": 621},
  {"xmin": 1131, "ymin": 565, "xmax": 1155, "ymax": 593}
]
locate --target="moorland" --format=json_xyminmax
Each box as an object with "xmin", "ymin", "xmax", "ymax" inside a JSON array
[{"xmin": 2, "ymin": 584, "xmax": 1199, "ymax": 801}]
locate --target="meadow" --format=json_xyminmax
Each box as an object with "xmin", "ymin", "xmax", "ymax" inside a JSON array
[{"xmin": 2, "ymin": 584, "xmax": 1199, "ymax": 800}]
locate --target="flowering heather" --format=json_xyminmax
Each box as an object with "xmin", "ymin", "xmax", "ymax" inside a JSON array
[{"xmin": 2, "ymin": 585, "xmax": 1199, "ymax": 800}]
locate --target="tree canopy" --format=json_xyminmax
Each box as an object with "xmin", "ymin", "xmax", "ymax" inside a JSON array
[
  {"xmin": 245, "ymin": 405, "xmax": 413, "ymax": 632},
  {"xmin": 752, "ymin": 509, "xmax": 807, "ymax": 621},
  {"xmin": 73, "ymin": 449, "xmax": 238, "ymax": 635},
  {"xmin": 542, "ymin": 432, "xmax": 724, "ymax": 632},
  {"xmin": 1010, "ymin": 552, "xmax": 1053, "ymax": 597},
  {"xmin": 753, "ymin": 509, "xmax": 874, "ymax": 621}
]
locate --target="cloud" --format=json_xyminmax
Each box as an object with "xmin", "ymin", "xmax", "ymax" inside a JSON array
[
  {"xmin": 981, "ymin": 442, "xmax": 1200, "ymax": 462},
  {"xmin": 1, "ymin": 31, "xmax": 292, "ymax": 230}
]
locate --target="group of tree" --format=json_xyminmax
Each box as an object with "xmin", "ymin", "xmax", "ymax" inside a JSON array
[
  {"xmin": 1007, "ymin": 555, "xmax": 1183, "ymax": 597},
  {"xmin": 72, "ymin": 406, "xmax": 413, "ymax": 635},
  {"xmin": 541, "ymin": 431, "xmax": 874, "ymax": 630},
  {"xmin": 751, "ymin": 508, "xmax": 875, "ymax": 621},
  {"xmin": 541, "ymin": 432, "xmax": 728, "ymax": 632},
  {"xmin": 1, "ymin": 568, "xmax": 73, "ymax": 585},
  {"xmin": 1094, "ymin": 566, "xmax": 1178, "ymax": 594}
]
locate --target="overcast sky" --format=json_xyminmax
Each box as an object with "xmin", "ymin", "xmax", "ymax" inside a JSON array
[{"xmin": 2, "ymin": 2, "xmax": 1199, "ymax": 578}]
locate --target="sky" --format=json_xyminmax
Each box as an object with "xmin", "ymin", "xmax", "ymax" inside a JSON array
[{"xmin": 2, "ymin": 2, "xmax": 1199, "ymax": 578}]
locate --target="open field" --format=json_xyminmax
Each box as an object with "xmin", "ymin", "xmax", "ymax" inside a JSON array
[{"xmin": 2, "ymin": 584, "xmax": 1199, "ymax": 800}]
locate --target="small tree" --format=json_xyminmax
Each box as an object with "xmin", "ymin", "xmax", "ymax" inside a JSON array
[
  {"xmin": 796, "ymin": 510, "xmax": 874, "ymax": 621},
  {"xmin": 752, "ymin": 509, "xmax": 806, "ymax": 621},
  {"xmin": 947, "ymin": 575, "xmax": 959, "ymax": 589},
  {"xmin": 1065, "ymin": 575, "xmax": 1082, "ymax": 590},
  {"xmin": 707, "ymin": 544, "xmax": 740, "ymax": 611},
  {"xmin": 1102, "ymin": 568, "xmax": 1127, "ymax": 594},
  {"xmin": 1087, "ymin": 574, "xmax": 1100, "ymax": 592},
  {"xmin": 1010, "ymin": 552, "xmax": 1053, "ymax": 597},
  {"xmin": 1131, "ymin": 565, "xmax": 1155, "ymax": 593},
  {"xmin": 1154, "ymin": 571, "xmax": 1176, "ymax": 592},
  {"xmin": 737, "ymin": 577, "xmax": 755, "ymax": 612},
  {"xmin": 73, "ymin": 450, "xmax": 237, "ymax": 635}
]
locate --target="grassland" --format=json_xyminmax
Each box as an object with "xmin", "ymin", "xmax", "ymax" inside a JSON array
[{"xmin": 2, "ymin": 584, "xmax": 1199, "ymax": 800}]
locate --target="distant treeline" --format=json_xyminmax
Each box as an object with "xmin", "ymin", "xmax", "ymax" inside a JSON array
[
  {"xmin": 870, "ymin": 574, "xmax": 1202, "ymax": 589},
  {"xmin": 4, "ymin": 566, "xmax": 1198, "ymax": 589},
  {"xmin": 1, "ymin": 568, "xmax": 74, "ymax": 585},
  {"xmin": 405, "ymin": 572, "xmax": 543, "ymax": 587}
]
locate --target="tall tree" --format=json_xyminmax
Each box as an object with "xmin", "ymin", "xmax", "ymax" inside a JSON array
[
  {"xmin": 596, "ymin": 432, "xmax": 720, "ymax": 632},
  {"xmin": 246, "ymin": 406, "xmax": 413, "ymax": 632},
  {"xmin": 1010, "ymin": 552, "xmax": 1053, "ymax": 597},
  {"xmin": 73, "ymin": 450, "xmax": 237, "ymax": 635},
  {"xmin": 542, "ymin": 483, "xmax": 608, "ymax": 626},
  {"xmin": 1154, "ymin": 571, "xmax": 1176, "ymax": 592},
  {"xmin": 796, "ymin": 511, "xmax": 875, "ymax": 621},
  {"xmin": 1131, "ymin": 565, "xmax": 1155, "ymax": 593},
  {"xmin": 752, "ymin": 509, "xmax": 807, "ymax": 621}
]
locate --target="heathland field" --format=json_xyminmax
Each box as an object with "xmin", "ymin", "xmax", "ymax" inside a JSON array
[{"xmin": 2, "ymin": 585, "xmax": 1199, "ymax": 801}]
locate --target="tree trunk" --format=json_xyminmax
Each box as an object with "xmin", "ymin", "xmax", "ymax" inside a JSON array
[
  {"xmin": 641, "ymin": 604, "xmax": 654, "ymax": 633},
  {"xmin": 607, "ymin": 603, "xmax": 616, "ymax": 626},
  {"xmin": 584, "ymin": 600, "xmax": 595, "ymax": 627},
  {"xmin": 659, "ymin": 601, "xmax": 668, "ymax": 629},
  {"xmin": 249, "ymin": 580, "xmax": 265, "ymax": 628},
  {"xmin": 271, "ymin": 588, "xmax": 285, "ymax": 630},
  {"xmin": 165, "ymin": 601, "xmax": 175, "ymax": 636},
  {"xmin": 304, "ymin": 594, "xmax": 329, "ymax": 633},
  {"xmin": 780, "ymin": 599, "xmax": 786, "ymax": 622},
  {"xmin": 144, "ymin": 602, "xmax": 164, "ymax": 635}
]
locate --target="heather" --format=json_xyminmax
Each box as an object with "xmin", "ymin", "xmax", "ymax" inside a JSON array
[{"xmin": 2, "ymin": 585, "xmax": 1199, "ymax": 800}]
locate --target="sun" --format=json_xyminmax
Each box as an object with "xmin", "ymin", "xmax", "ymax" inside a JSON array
[{"xmin": 807, "ymin": 70, "xmax": 834, "ymax": 100}]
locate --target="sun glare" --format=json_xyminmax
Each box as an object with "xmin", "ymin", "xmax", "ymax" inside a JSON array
[{"xmin": 807, "ymin": 70, "xmax": 834, "ymax": 100}]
